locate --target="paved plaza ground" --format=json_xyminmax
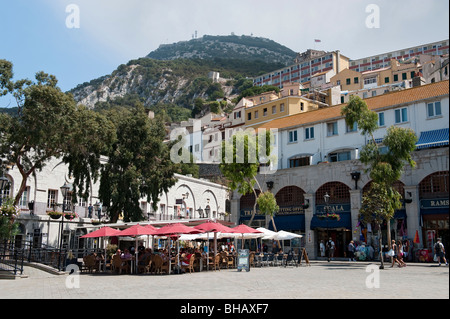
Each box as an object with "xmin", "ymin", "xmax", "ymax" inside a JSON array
[{"xmin": 1, "ymin": 261, "xmax": 448, "ymax": 300}]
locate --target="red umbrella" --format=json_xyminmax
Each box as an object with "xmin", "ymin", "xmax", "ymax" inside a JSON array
[
  {"xmin": 153, "ymin": 223, "xmax": 203, "ymax": 236},
  {"xmin": 194, "ymin": 221, "xmax": 234, "ymax": 264},
  {"xmin": 80, "ymin": 227, "xmax": 122, "ymax": 272},
  {"xmin": 80, "ymin": 226, "xmax": 122, "ymax": 238},
  {"xmin": 228, "ymin": 224, "xmax": 263, "ymax": 234},
  {"xmin": 228, "ymin": 224, "xmax": 263, "ymax": 249},
  {"xmin": 152, "ymin": 223, "xmax": 203, "ymax": 273},
  {"xmin": 194, "ymin": 221, "xmax": 233, "ymax": 233},
  {"xmin": 118, "ymin": 224, "xmax": 158, "ymax": 237}
]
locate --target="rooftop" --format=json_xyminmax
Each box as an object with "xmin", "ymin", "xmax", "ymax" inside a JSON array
[{"xmin": 256, "ymin": 80, "xmax": 449, "ymax": 131}]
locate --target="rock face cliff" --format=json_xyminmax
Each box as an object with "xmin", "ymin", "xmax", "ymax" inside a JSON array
[{"xmin": 69, "ymin": 35, "xmax": 296, "ymax": 110}]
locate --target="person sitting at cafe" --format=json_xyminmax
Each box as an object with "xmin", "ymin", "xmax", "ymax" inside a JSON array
[
  {"xmin": 181, "ymin": 249, "xmax": 194, "ymax": 266},
  {"xmin": 121, "ymin": 249, "xmax": 132, "ymax": 260}
]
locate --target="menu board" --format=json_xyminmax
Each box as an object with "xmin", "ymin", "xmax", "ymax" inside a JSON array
[{"xmin": 237, "ymin": 249, "xmax": 250, "ymax": 272}]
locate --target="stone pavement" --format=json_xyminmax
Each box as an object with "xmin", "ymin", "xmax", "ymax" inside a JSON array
[{"xmin": 0, "ymin": 261, "xmax": 448, "ymax": 299}]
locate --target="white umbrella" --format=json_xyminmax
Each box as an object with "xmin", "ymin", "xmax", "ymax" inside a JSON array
[{"xmin": 277, "ymin": 230, "xmax": 303, "ymax": 240}]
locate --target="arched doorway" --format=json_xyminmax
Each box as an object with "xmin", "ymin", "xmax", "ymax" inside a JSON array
[
  {"xmin": 419, "ymin": 171, "xmax": 449, "ymax": 251},
  {"xmin": 312, "ymin": 182, "xmax": 352, "ymax": 258}
]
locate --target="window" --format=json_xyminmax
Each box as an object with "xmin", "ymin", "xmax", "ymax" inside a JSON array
[
  {"xmin": 263, "ymin": 108, "xmax": 268, "ymax": 116},
  {"xmin": 395, "ymin": 107, "xmax": 408, "ymax": 124},
  {"xmin": 329, "ymin": 151, "xmax": 351, "ymax": 162},
  {"xmin": 402, "ymin": 73, "xmax": 407, "ymax": 80},
  {"xmin": 378, "ymin": 112, "xmax": 385, "ymax": 126},
  {"xmin": 255, "ymin": 111, "xmax": 259, "ymax": 119},
  {"xmin": 305, "ymin": 127, "xmax": 314, "ymax": 140},
  {"xmin": 289, "ymin": 130, "xmax": 298, "ymax": 143},
  {"xmin": 394, "ymin": 74, "xmax": 399, "ymax": 82},
  {"xmin": 272, "ymin": 105, "xmax": 276, "ymax": 114},
  {"xmin": 346, "ymin": 78, "xmax": 351, "ymax": 85},
  {"xmin": 354, "ymin": 77, "xmax": 359, "ymax": 84},
  {"xmin": 19, "ymin": 187, "xmax": 30, "ymax": 208},
  {"xmin": 248, "ymin": 112, "xmax": 252, "ymax": 121},
  {"xmin": 427, "ymin": 101, "xmax": 442, "ymax": 118},
  {"xmin": 300, "ymin": 102, "xmax": 304, "ymax": 111},
  {"xmin": 327, "ymin": 122, "xmax": 338, "ymax": 136},
  {"xmin": 346, "ymin": 122, "xmax": 357, "ymax": 133},
  {"xmin": 47, "ymin": 190, "xmax": 58, "ymax": 209},
  {"xmin": 384, "ymin": 77, "xmax": 390, "ymax": 83},
  {"xmin": 364, "ymin": 77, "xmax": 377, "ymax": 85},
  {"xmin": 411, "ymin": 71, "xmax": 416, "ymax": 78},
  {"xmin": 337, "ymin": 80, "xmax": 341, "ymax": 86},
  {"xmin": 371, "ymin": 91, "xmax": 377, "ymax": 97},
  {"xmin": 280, "ymin": 103, "xmax": 285, "ymax": 112},
  {"xmin": 289, "ymin": 156, "xmax": 311, "ymax": 168}
]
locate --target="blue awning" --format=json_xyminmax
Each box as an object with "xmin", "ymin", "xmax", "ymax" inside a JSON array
[
  {"xmin": 269, "ymin": 214, "xmax": 305, "ymax": 232},
  {"xmin": 416, "ymin": 128, "xmax": 449, "ymax": 150},
  {"xmin": 310, "ymin": 212, "xmax": 352, "ymax": 230}
]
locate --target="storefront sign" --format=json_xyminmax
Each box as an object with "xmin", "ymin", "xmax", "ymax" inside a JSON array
[
  {"xmin": 240, "ymin": 205, "xmax": 305, "ymax": 217},
  {"xmin": 237, "ymin": 249, "xmax": 250, "ymax": 272},
  {"xmin": 315, "ymin": 204, "xmax": 351, "ymax": 213},
  {"xmin": 420, "ymin": 198, "xmax": 449, "ymax": 209}
]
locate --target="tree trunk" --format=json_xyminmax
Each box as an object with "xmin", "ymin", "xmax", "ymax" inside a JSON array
[
  {"xmin": 270, "ymin": 216, "xmax": 282, "ymax": 249},
  {"xmin": 378, "ymin": 225, "xmax": 385, "ymax": 269}
]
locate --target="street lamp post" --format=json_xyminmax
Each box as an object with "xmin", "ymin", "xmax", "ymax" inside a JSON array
[
  {"xmin": 58, "ymin": 182, "xmax": 72, "ymax": 271},
  {"xmin": 324, "ymin": 192, "xmax": 331, "ymax": 262}
]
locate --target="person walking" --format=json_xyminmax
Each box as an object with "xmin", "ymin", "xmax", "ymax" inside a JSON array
[
  {"xmin": 327, "ymin": 237, "xmax": 335, "ymax": 261},
  {"xmin": 390, "ymin": 240, "xmax": 402, "ymax": 268},
  {"xmin": 397, "ymin": 240, "xmax": 406, "ymax": 267},
  {"xmin": 348, "ymin": 240, "xmax": 356, "ymax": 261},
  {"xmin": 434, "ymin": 238, "xmax": 448, "ymax": 266},
  {"xmin": 319, "ymin": 240, "xmax": 326, "ymax": 258}
]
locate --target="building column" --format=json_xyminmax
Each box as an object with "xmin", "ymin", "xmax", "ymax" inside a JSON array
[
  {"xmin": 230, "ymin": 196, "xmax": 240, "ymax": 226},
  {"xmin": 404, "ymin": 185, "xmax": 422, "ymax": 247},
  {"xmin": 304, "ymin": 192, "xmax": 316, "ymax": 259},
  {"xmin": 350, "ymin": 189, "xmax": 362, "ymax": 241}
]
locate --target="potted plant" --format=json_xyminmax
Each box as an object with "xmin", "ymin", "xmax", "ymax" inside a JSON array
[
  {"xmin": 64, "ymin": 212, "xmax": 78, "ymax": 220},
  {"xmin": 47, "ymin": 211, "xmax": 63, "ymax": 220},
  {"xmin": 91, "ymin": 219, "xmax": 101, "ymax": 225},
  {"xmin": 327, "ymin": 213, "xmax": 341, "ymax": 221}
]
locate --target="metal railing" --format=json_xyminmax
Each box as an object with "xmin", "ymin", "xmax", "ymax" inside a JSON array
[{"xmin": 0, "ymin": 242, "xmax": 25, "ymax": 276}]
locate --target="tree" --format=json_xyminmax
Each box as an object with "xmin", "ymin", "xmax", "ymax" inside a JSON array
[
  {"xmin": 220, "ymin": 129, "xmax": 275, "ymax": 227},
  {"xmin": 341, "ymin": 96, "xmax": 418, "ymax": 268},
  {"xmin": 0, "ymin": 60, "xmax": 113, "ymax": 206},
  {"xmin": 257, "ymin": 191, "xmax": 282, "ymax": 249},
  {"xmin": 98, "ymin": 104, "xmax": 178, "ymax": 223}
]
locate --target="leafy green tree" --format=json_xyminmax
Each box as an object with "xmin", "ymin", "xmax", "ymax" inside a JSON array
[
  {"xmin": 342, "ymin": 96, "xmax": 418, "ymax": 268},
  {"xmin": 220, "ymin": 129, "xmax": 275, "ymax": 227},
  {"xmin": 0, "ymin": 197, "xmax": 20, "ymax": 242},
  {"xmin": 257, "ymin": 191, "xmax": 282, "ymax": 248},
  {"xmin": 98, "ymin": 104, "xmax": 178, "ymax": 223},
  {"xmin": 0, "ymin": 60, "xmax": 113, "ymax": 206}
]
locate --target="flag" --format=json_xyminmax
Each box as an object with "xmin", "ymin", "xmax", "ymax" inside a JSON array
[
  {"xmin": 413, "ymin": 230, "xmax": 420, "ymax": 244},
  {"xmin": 315, "ymin": 39, "xmax": 321, "ymax": 43}
]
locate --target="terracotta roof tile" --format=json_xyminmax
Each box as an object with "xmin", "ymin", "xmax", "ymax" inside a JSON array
[{"xmin": 257, "ymin": 80, "xmax": 449, "ymax": 131}]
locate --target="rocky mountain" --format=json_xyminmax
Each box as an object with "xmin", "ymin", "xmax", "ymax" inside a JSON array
[
  {"xmin": 148, "ymin": 34, "xmax": 297, "ymax": 65},
  {"xmin": 69, "ymin": 35, "xmax": 296, "ymax": 119}
]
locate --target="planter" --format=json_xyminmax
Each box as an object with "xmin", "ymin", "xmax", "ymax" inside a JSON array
[{"xmin": 49, "ymin": 214, "xmax": 62, "ymax": 220}]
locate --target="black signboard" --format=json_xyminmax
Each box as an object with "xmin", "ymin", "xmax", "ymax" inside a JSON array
[{"xmin": 237, "ymin": 249, "xmax": 250, "ymax": 272}]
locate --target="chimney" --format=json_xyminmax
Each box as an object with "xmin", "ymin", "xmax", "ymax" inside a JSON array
[
  {"xmin": 336, "ymin": 50, "xmax": 341, "ymax": 73},
  {"xmin": 412, "ymin": 72, "xmax": 425, "ymax": 87}
]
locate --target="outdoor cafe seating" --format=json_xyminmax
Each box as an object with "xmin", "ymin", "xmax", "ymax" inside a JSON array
[{"xmin": 79, "ymin": 223, "xmax": 305, "ymax": 275}]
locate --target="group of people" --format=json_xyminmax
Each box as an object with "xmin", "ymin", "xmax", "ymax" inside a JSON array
[{"xmin": 389, "ymin": 240, "xmax": 408, "ymax": 268}]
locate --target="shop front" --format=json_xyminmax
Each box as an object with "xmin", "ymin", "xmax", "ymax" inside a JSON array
[
  {"xmin": 311, "ymin": 204, "xmax": 352, "ymax": 258},
  {"xmin": 420, "ymin": 198, "xmax": 449, "ymax": 251},
  {"xmin": 268, "ymin": 205, "xmax": 306, "ymax": 252}
]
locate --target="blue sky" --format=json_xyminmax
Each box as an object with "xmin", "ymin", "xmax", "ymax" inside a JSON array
[{"xmin": 0, "ymin": 0, "xmax": 449, "ymax": 107}]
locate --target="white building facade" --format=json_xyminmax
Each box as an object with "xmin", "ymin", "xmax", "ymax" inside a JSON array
[{"xmin": 230, "ymin": 80, "xmax": 449, "ymax": 259}]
